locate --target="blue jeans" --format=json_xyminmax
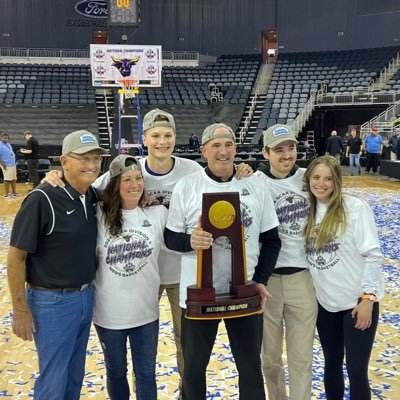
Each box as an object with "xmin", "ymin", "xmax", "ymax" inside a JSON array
[
  {"xmin": 27, "ymin": 285, "xmax": 94, "ymax": 400},
  {"xmin": 349, "ymin": 153, "xmax": 361, "ymax": 175},
  {"xmin": 95, "ymin": 319, "xmax": 159, "ymax": 400}
]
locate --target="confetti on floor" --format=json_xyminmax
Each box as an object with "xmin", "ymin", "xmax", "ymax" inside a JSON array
[{"xmin": 0, "ymin": 181, "xmax": 399, "ymax": 399}]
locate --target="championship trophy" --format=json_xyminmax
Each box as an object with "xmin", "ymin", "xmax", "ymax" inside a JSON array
[{"xmin": 186, "ymin": 192, "xmax": 262, "ymax": 319}]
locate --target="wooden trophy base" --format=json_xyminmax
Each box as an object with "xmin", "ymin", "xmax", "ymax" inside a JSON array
[{"xmin": 185, "ymin": 281, "xmax": 262, "ymax": 320}]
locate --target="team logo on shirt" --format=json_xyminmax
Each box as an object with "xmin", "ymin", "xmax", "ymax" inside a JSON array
[
  {"xmin": 104, "ymin": 228, "xmax": 153, "ymax": 277},
  {"xmin": 142, "ymin": 220, "xmax": 151, "ymax": 227},
  {"xmin": 306, "ymin": 229, "xmax": 340, "ymax": 270},
  {"xmin": 241, "ymin": 188, "xmax": 250, "ymax": 196},
  {"xmin": 274, "ymin": 192, "xmax": 309, "ymax": 236},
  {"xmin": 148, "ymin": 189, "xmax": 172, "ymax": 208},
  {"xmin": 240, "ymin": 202, "xmax": 253, "ymax": 228}
]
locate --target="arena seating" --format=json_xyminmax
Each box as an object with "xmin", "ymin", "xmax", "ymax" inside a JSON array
[
  {"xmin": 137, "ymin": 54, "xmax": 260, "ymax": 107},
  {"xmin": 0, "ymin": 104, "xmax": 98, "ymax": 148},
  {"xmin": 126, "ymin": 103, "xmax": 245, "ymax": 146},
  {"xmin": 256, "ymin": 47, "xmax": 400, "ymax": 133},
  {"xmin": 0, "ymin": 64, "xmax": 96, "ymax": 105},
  {"xmin": 381, "ymin": 69, "xmax": 400, "ymax": 92}
]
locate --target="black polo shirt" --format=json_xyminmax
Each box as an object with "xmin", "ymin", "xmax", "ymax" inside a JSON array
[
  {"xmin": 347, "ymin": 137, "xmax": 362, "ymax": 154},
  {"xmin": 25, "ymin": 136, "xmax": 39, "ymax": 159},
  {"xmin": 10, "ymin": 181, "xmax": 99, "ymax": 288}
]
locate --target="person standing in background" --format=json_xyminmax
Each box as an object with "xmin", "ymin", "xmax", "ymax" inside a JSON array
[
  {"xmin": 0, "ymin": 131, "xmax": 20, "ymax": 198},
  {"xmin": 388, "ymin": 129, "xmax": 400, "ymax": 161},
  {"xmin": 188, "ymin": 132, "xmax": 200, "ymax": 150},
  {"xmin": 20, "ymin": 130, "xmax": 40, "ymax": 188},
  {"xmin": 346, "ymin": 129, "xmax": 363, "ymax": 176},
  {"xmin": 362, "ymin": 127, "xmax": 383, "ymax": 174},
  {"xmin": 325, "ymin": 130, "xmax": 344, "ymax": 163}
]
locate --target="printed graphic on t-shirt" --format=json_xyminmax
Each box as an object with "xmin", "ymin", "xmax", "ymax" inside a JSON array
[
  {"xmin": 306, "ymin": 230, "xmax": 340, "ymax": 270},
  {"xmin": 147, "ymin": 189, "xmax": 172, "ymax": 208},
  {"xmin": 274, "ymin": 192, "xmax": 309, "ymax": 236},
  {"xmin": 104, "ymin": 228, "xmax": 153, "ymax": 277}
]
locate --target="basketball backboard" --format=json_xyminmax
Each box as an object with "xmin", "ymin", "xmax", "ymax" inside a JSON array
[{"xmin": 90, "ymin": 44, "xmax": 162, "ymax": 88}]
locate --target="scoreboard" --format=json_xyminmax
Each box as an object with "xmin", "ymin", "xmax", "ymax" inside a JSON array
[{"xmin": 108, "ymin": 0, "xmax": 140, "ymax": 26}]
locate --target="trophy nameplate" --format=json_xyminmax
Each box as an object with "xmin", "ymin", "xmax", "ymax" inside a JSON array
[{"xmin": 186, "ymin": 192, "xmax": 261, "ymax": 319}]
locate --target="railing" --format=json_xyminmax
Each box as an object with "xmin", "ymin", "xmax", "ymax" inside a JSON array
[
  {"xmin": 360, "ymin": 99, "xmax": 400, "ymax": 139},
  {"xmin": 372, "ymin": 51, "xmax": 400, "ymax": 90},
  {"xmin": 103, "ymin": 90, "xmax": 113, "ymax": 148},
  {"xmin": 238, "ymin": 94, "xmax": 258, "ymax": 143},
  {"xmin": 162, "ymin": 51, "xmax": 199, "ymax": 61},
  {"xmin": 238, "ymin": 64, "xmax": 272, "ymax": 142},
  {"xmin": 0, "ymin": 47, "xmax": 90, "ymax": 60},
  {"xmin": 292, "ymin": 89, "xmax": 318, "ymax": 135},
  {"xmin": 318, "ymin": 91, "xmax": 400, "ymax": 106},
  {"xmin": 0, "ymin": 47, "xmax": 200, "ymax": 63}
]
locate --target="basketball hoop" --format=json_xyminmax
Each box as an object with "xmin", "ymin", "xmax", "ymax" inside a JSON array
[{"xmin": 117, "ymin": 79, "xmax": 139, "ymax": 99}]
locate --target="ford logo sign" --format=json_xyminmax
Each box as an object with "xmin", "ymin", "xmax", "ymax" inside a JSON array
[{"xmin": 74, "ymin": 0, "xmax": 108, "ymax": 18}]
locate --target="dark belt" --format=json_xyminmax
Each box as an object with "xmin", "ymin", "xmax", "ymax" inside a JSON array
[
  {"xmin": 273, "ymin": 267, "xmax": 306, "ymax": 275},
  {"xmin": 27, "ymin": 283, "xmax": 90, "ymax": 292}
]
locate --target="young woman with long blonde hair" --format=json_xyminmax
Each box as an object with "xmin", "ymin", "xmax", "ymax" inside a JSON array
[{"xmin": 304, "ymin": 156, "xmax": 384, "ymax": 400}]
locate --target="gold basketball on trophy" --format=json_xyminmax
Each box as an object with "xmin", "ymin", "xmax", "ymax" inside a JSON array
[{"xmin": 208, "ymin": 200, "xmax": 236, "ymax": 230}]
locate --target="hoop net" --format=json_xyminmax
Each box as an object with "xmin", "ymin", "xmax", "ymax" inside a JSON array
[{"xmin": 117, "ymin": 79, "xmax": 139, "ymax": 99}]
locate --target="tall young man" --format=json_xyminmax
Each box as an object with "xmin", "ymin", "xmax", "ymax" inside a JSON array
[{"xmin": 256, "ymin": 124, "xmax": 318, "ymax": 400}]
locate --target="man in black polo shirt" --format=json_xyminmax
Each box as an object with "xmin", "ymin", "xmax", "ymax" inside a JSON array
[
  {"xmin": 7, "ymin": 130, "xmax": 107, "ymax": 400},
  {"xmin": 20, "ymin": 130, "xmax": 40, "ymax": 188},
  {"xmin": 345, "ymin": 128, "xmax": 363, "ymax": 176}
]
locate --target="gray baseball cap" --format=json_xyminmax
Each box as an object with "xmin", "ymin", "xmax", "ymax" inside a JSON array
[
  {"xmin": 62, "ymin": 130, "xmax": 108, "ymax": 155},
  {"xmin": 142, "ymin": 109, "xmax": 176, "ymax": 132},
  {"xmin": 109, "ymin": 154, "xmax": 142, "ymax": 179},
  {"xmin": 263, "ymin": 124, "xmax": 298, "ymax": 148},
  {"xmin": 201, "ymin": 123, "xmax": 236, "ymax": 145}
]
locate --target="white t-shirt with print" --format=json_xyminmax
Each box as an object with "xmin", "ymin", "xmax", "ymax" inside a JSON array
[
  {"xmin": 256, "ymin": 168, "xmax": 309, "ymax": 269},
  {"xmin": 167, "ymin": 169, "xmax": 279, "ymax": 309},
  {"xmin": 93, "ymin": 205, "xmax": 168, "ymax": 329},
  {"xmin": 93, "ymin": 156, "xmax": 203, "ymax": 284},
  {"xmin": 306, "ymin": 194, "xmax": 384, "ymax": 312}
]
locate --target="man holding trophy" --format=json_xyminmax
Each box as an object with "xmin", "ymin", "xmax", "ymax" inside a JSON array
[{"xmin": 165, "ymin": 123, "xmax": 281, "ymax": 400}]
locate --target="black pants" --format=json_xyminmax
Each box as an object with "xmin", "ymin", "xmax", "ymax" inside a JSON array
[
  {"xmin": 181, "ymin": 309, "xmax": 265, "ymax": 400},
  {"xmin": 317, "ymin": 302, "xmax": 379, "ymax": 400},
  {"xmin": 365, "ymin": 152, "xmax": 380, "ymax": 173},
  {"xmin": 26, "ymin": 158, "xmax": 40, "ymax": 187}
]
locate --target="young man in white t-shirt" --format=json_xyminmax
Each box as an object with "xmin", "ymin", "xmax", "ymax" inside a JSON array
[
  {"xmin": 165, "ymin": 123, "xmax": 281, "ymax": 400},
  {"xmin": 256, "ymin": 124, "xmax": 318, "ymax": 400}
]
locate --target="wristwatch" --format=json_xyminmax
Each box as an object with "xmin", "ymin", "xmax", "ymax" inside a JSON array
[{"xmin": 361, "ymin": 293, "xmax": 378, "ymax": 302}]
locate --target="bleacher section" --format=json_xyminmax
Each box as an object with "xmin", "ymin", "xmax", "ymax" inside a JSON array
[
  {"xmin": 0, "ymin": 64, "xmax": 96, "ymax": 105},
  {"xmin": 253, "ymin": 47, "xmax": 400, "ymax": 141},
  {"xmin": 126, "ymin": 103, "xmax": 245, "ymax": 145},
  {"xmin": 2, "ymin": 48, "xmax": 400, "ymax": 150},
  {"xmin": 382, "ymin": 69, "xmax": 400, "ymax": 92},
  {"xmin": 138, "ymin": 55, "xmax": 260, "ymax": 107},
  {"xmin": 0, "ymin": 104, "xmax": 98, "ymax": 151}
]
